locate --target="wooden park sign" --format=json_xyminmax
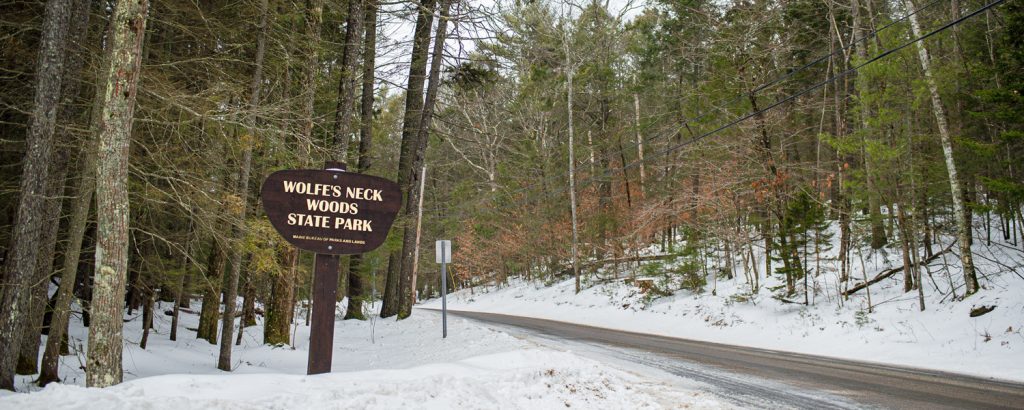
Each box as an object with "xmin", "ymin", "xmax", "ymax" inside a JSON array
[
  {"xmin": 260, "ymin": 161, "xmax": 400, "ymax": 375},
  {"xmin": 261, "ymin": 163, "xmax": 401, "ymax": 254}
]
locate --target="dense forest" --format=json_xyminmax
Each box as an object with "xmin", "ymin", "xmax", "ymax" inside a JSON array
[{"xmin": 0, "ymin": 0, "xmax": 1021, "ymax": 390}]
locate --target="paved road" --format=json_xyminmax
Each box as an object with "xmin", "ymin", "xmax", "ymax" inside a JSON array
[{"xmin": 441, "ymin": 310, "xmax": 1024, "ymax": 409}]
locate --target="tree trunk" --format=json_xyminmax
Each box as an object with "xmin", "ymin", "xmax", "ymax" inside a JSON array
[
  {"xmin": 567, "ymin": 65, "xmax": 581, "ymax": 295},
  {"xmin": 16, "ymin": 148, "xmax": 69, "ymax": 376},
  {"xmin": 264, "ymin": 248, "xmax": 295, "ymax": 345},
  {"xmin": 39, "ymin": 142, "xmax": 95, "ymax": 385},
  {"xmin": 86, "ymin": 0, "xmax": 149, "ymax": 388},
  {"xmin": 409, "ymin": 165, "xmax": 427, "ymax": 305},
  {"xmin": 383, "ymin": 0, "xmax": 435, "ymax": 319},
  {"xmin": 238, "ymin": 272, "xmax": 256, "ymax": 337},
  {"xmin": 178, "ymin": 269, "xmax": 192, "ymax": 308},
  {"xmin": 139, "ymin": 287, "xmax": 153, "ymax": 350},
  {"xmin": 170, "ymin": 267, "xmax": 186, "ymax": 341},
  {"xmin": 634, "ymin": 93, "xmax": 645, "ymax": 198},
  {"xmin": 344, "ymin": 0, "xmax": 377, "ymax": 321},
  {"xmin": 299, "ymin": 0, "xmax": 323, "ymax": 159},
  {"xmin": 897, "ymin": 203, "xmax": 915, "ymax": 292},
  {"xmin": 749, "ymin": 93, "xmax": 776, "ymax": 284},
  {"xmin": 0, "ymin": 0, "xmax": 75, "ymax": 390},
  {"xmin": 197, "ymin": 239, "xmax": 225, "ymax": 344},
  {"xmin": 218, "ymin": 0, "xmax": 268, "ymax": 371},
  {"xmin": 904, "ymin": 0, "xmax": 978, "ymax": 295},
  {"xmin": 851, "ymin": 0, "xmax": 887, "ymax": 250},
  {"xmin": 380, "ymin": 253, "xmax": 400, "ymax": 318},
  {"xmin": 331, "ymin": 0, "xmax": 363, "ymax": 162},
  {"xmin": 398, "ymin": 0, "xmax": 451, "ymax": 319},
  {"xmin": 170, "ymin": 207, "xmax": 195, "ymax": 342}
]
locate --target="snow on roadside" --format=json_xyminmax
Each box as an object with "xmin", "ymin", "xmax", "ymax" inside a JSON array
[
  {"xmin": 0, "ymin": 349, "xmax": 726, "ymax": 409},
  {"xmin": 1, "ymin": 301, "xmax": 727, "ymax": 408},
  {"xmin": 423, "ymin": 234, "xmax": 1024, "ymax": 382},
  {"xmin": 10, "ymin": 301, "xmax": 528, "ymax": 389}
]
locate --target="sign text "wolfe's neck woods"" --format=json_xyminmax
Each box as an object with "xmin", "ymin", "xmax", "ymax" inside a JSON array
[
  {"xmin": 282, "ymin": 180, "xmax": 384, "ymax": 231},
  {"xmin": 260, "ymin": 168, "xmax": 400, "ymax": 255}
]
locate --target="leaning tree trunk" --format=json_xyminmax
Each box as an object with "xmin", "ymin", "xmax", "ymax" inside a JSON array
[
  {"xmin": 904, "ymin": 0, "xmax": 978, "ymax": 295},
  {"xmin": 218, "ymin": 0, "xmax": 269, "ymax": 372},
  {"xmin": 37, "ymin": 0, "xmax": 95, "ymax": 385},
  {"xmin": 398, "ymin": 0, "xmax": 451, "ymax": 319},
  {"xmin": 0, "ymin": 0, "xmax": 75, "ymax": 390},
  {"xmin": 86, "ymin": 0, "xmax": 149, "ymax": 388},
  {"xmin": 344, "ymin": 0, "xmax": 378, "ymax": 321},
  {"xmin": 16, "ymin": 148, "xmax": 69, "ymax": 376},
  {"xmin": 38, "ymin": 154, "xmax": 94, "ymax": 385},
  {"xmin": 381, "ymin": 0, "xmax": 435, "ymax": 319}
]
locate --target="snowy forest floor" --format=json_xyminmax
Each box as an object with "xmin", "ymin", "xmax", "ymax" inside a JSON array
[
  {"xmin": 423, "ymin": 226, "xmax": 1024, "ymax": 383},
  {"xmin": 0, "ymin": 300, "xmax": 727, "ymax": 409}
]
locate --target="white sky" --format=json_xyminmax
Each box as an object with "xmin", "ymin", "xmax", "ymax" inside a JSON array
[{"xmin": 373, "ymin": 0, "xmax": 648, "ymax": 94}]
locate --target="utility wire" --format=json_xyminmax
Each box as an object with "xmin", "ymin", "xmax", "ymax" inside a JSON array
[
  {"xmin": 429, "ymin": 0, "xmax": 1008, "ymax": 216},
  {"xmin": 436, "ymin": 0, "xmax": 947, "ymax": 209}
]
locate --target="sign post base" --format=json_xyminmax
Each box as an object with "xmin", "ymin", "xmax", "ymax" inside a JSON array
[{"xmin": 307, "ymin": 253, "xmax": 339, "ymax": 375}]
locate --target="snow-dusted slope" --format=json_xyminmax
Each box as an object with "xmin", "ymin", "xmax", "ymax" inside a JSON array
[{"xmin": 423, "ymin": 231, "xmax": 1024, "ymax": 382}]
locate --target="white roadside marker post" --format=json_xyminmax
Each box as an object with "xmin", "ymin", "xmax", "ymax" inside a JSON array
[{"xmin": 436, "ymin": 239, "xmax": 451, "ymax": 338}]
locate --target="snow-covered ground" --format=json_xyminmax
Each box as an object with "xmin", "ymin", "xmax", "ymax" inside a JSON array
[
  {"xmin": 0, "ymin": 300, "xmax": 727, "ymax": 408},
  {"xmin": 423, "ymin": 227, "xmax": 1024, "ymax": 382}
]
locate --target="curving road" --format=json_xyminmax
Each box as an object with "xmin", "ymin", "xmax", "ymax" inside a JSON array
[{"xmin": 439, "ymin": 310, "xmax": 1024, "ymax": 409}]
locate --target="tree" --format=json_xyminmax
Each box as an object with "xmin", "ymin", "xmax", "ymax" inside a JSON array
[
  {"xmin": 904, "ymin": 0, "xmax": 979, "ymax": 295},
  {"xmin": 344, "ymin": 0, "xmax": 379, "ymax": 321},
  {"xmin": 381, "ymin": 0, "xmax": 436, "ymax": 319},
  {"xmin": 331, "ymin": 0, "xmax": 364, "ymax": 162},
  {"xmin": 218, "ymin": 0, "xmax": 270, "ymax": 371},
  {"xmin": 0, "ymin": 0, "xmax": 76, "ymax": 390},
  {"xmin": 86, "ymin": 0, "xmax": 149, "ymax": 388},
  {"xmin": 397, "ymin": 0, "xmax": 453, "ymax": 318}
]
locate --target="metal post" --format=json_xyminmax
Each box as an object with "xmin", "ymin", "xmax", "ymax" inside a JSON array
[{"xmin": 441, "ymin": 241, "xmax": 447, "ymax": 339}]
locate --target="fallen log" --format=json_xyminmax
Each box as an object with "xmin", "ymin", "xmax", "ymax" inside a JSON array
[
  {"xmin": 557, "ymin": 253, "xmax": 677, "ymax": 277},
  {"xmin": 969, "ymin": 305, "xmax": 996, "ymax": 317},
  {"xmin": 842, "ymin": 243, "xmax": 954, "ymax": 297}
]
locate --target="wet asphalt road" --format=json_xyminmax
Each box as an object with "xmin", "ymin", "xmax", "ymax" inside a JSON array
[{"xmin": 439, "ymin": 310, "xmax": 1024, "ymax": 409}]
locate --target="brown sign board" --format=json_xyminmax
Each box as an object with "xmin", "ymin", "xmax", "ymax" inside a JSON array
[{"xmin": 260, "ymin": 169, "xmax": 401, "ymax": 255}]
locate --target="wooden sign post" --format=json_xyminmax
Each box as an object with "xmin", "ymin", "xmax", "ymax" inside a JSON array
[{"xmin": 260, "ymin": 161, "xmax": 401, "ymax": 375}]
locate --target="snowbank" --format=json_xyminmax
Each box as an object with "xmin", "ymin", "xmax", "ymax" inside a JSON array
[
  {"xmin": 1, "ymin": 349, "xmax": 724, "ymax": 409},
  {"xmin": 423, "ymin": 233, "xmax": 1024, "ymax": 382},
  {"xmin": 2, "ymin": 300, "xmax": 726, "ymax": 408}
]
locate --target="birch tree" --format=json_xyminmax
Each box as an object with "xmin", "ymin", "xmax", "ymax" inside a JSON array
[{"xmin": 905, "ymin": 0, "xmax": 979, "ymax": 295}]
